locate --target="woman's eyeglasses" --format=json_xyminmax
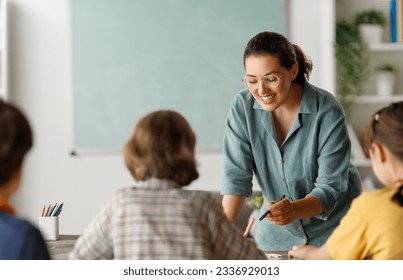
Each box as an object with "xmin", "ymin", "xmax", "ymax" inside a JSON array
[{"xmin": 242, "ymin": 74, "xmax": 282, "ymax": 91}]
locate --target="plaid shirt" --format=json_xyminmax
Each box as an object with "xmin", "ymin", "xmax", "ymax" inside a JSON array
[{"xmin": 69, "ymin": 179, "xmax": 266, "ymax": 260}]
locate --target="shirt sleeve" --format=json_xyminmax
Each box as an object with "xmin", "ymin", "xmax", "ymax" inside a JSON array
[
  {"xmin": 202, "ymin": 194, "xmax": 266, "ymax": 260},
  {"xmin": 22, "ymin": 224, "xmax": 51, "ymax": 260},
  {"xmin": 221, "ymin": 94, "xmax": 254, "ymax": 197},
  {"xmin": 309, "ymin": 106, "xmax": 353, "ymax": 219},
  {"xmin": 69, "ymin": 196, "xmax": 115, "ymax": 260},
  {"xmin": 326, "ymin": 195, "xmax": 368, "ymax": 259}
]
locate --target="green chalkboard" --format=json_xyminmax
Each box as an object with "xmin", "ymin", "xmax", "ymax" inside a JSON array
[{"xmin": 72, "ymin": 0, "xmax": 285, "ymax": 152}]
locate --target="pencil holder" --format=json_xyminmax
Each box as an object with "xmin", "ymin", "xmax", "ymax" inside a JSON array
[{"xmin": 38, "ymin": 216, "xmax": 59, "ymax": 240}]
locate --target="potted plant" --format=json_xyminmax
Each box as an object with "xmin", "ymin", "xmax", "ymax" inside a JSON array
[
  {"xmin": 335, "ymin": 19, "xmax": 370, "ymax": 120},
  {"xmin": 354, "ymin": 9, "xmax": 387, "ymax": 44},
  {"xmin": 245, "ymin": 194, "xmax": 263, "ymax": 237},
  {"xmin": 375, "ymin": 63, "xmax": 397, "ymax": 97},
  {"xmin": 246, "ymin": 193, "xmax": 263, "ymax": 211}
]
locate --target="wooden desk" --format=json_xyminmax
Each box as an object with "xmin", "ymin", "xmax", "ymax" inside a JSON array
[
  {"xmin": 45, "ymin": 235, "xmax": 288, "ymax": 260},
  {"xmin": 265, "ymin": 251, "xmax": 289, "ymax": 260},
  {"xmin": 45, "ymin": 234, "xmax": 79, "ymax": 260}
]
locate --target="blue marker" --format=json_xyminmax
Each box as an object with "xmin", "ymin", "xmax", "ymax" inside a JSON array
[{"xmin": 52, "ymin": 202, "xmax": 64, "ymax": 216}]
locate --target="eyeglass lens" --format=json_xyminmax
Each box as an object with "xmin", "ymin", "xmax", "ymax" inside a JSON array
[{"xmin": 243, "ymin": 74, "xmax": 280, "ymax": 90}]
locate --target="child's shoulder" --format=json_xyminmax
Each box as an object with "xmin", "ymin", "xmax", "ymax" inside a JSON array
[
  {"xmin": 114, "ymin": 186, "xmax": 219, "ymax": 205},
  {"xmin": 179, "ymin": 190, "xmax": 223, "ymax": 210},
  {"xmin": 183, "ymin": 190, "xmax": 219, "ymax": 202},
  {"xmin": 355, "ymin": 187, "xmax": 397, "ymax": 207},
  {"xmin": 0, "ymin": 212, "xmax": 42, "ymax": 239}
]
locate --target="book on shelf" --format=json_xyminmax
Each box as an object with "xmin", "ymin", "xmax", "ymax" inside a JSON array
[
  {"xmin": 398, "ymin": 0, "xmax": 403, "ymax": 42},
  {"xmin": 391, "ymin": 0, "xmax": 397, "ymax": 42},
  {"xmin": 391, "ymin": 0, "xmax": 403, "ymax": 43}
]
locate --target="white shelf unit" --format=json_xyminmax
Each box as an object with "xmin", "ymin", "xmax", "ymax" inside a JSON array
[
  {"xmin": 346, "ymin": 94, "xmax": 403, "ymax": 103},
  {"xmin": 336, "ymin": 0, "xmax": 403, "ymax": 173},
  {"xmin": 369, "ymin": 43, "xmax": 403, "ymax": 51},
  {"xmin": 348, "ymin": 125, "xmax": 372, "ymax": 168},
  {"xmin": 358, "ymin": 43, "xmax": 403, "ymax": 158},
  {"xmin": 0, "ymin": 0, "xmax": 7, "ymax": 100}
]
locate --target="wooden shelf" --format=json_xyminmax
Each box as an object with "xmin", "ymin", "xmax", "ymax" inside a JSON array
[{"xmin": 369, "ymin": 43, "xmax": 403, "ymax": 51}]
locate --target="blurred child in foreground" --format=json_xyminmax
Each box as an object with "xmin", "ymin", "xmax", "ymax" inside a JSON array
[
  {"xmin": 0, "ymin": 99, "xmax": 50, "ymax": 259},
  {"xmin": 70, "ymin": 110, "xmax": 266, "ymax": 259}
]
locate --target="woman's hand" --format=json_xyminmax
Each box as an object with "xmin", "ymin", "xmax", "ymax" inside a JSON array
[
  {"xmin": 264, "ymin": 195, "xmax": 324, "ymax": 224},
  {"xmin": 288, "ymin": 244, "xmax": 332, "ymax": 260},
  {"xmin": 266, "ymin": 198, "xmax": 296, "ymax": 225},
  {"xmin": 288, "ymin": 245, "xmax": 314, "ymax": 259}
]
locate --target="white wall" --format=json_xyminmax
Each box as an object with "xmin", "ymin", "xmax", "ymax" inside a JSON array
[
  {"xmin": 289, "ymin": 0, "xmax": 335, "ymax": 94},
  {"xmin": 9, "ymin": 0, "xmax": 225, "ymax": 234},
  {"xmin": 9, "ymin": 0, "xmax": 333, "ymax": 234},
  {"xmin": 0, "ymin": 0, "xmax": 8, "ymax": 99}
]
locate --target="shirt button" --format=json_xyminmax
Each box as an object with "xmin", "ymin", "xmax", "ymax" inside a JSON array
[
  {"xmin": 281, "ymin": 177, "xmax": 285, "ymax": 182},
  {"xmin": 297, "ymin": 226, "xmax": 303, "ymax": 231},
  {"xmin": 278, "ymin": 160, "xmax": 283, "ymax": 165},
  {"xmin": 302, "ymin": 237, "xmax": 307, "ymax": 243}
]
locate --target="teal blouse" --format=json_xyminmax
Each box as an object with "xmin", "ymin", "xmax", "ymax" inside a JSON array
[{"xmin": 221, "ymin": 82, "xmax": 362, "ymax": 251}]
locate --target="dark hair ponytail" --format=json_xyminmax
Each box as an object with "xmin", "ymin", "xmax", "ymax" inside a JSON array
[
  {"xmin": 292, "ymin": 44, "xmax": 313, "ymax": 85},
  {"xmin": 392, "ymin": 186, "xmax": 403, "ymax": 206},
  {"xmin": 243, "ymin": 31, "xmax": 312, "ymax": 85}
]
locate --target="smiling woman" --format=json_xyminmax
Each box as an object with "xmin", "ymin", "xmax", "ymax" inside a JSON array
[{"xmin": 220, "ymin": 31, "xmax": 362, "ymax": 252}]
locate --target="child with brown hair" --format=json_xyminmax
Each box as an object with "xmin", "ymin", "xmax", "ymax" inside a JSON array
[
  {"xmin": 288, "ymin": 102, "xmax": 403, "ymax": 260},
  {"xmin": 70, "ymin": 110, "xmax": 266, "ymax": 259},
  {"xmin": 0, "ymin": 99, "xmax": 50, "ymax": 259}
]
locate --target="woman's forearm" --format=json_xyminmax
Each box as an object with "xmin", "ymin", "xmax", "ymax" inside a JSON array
[
  {"xmin": 292, "ymin": 195, "xmax": 325, "ymax": 220},
  {"xmin": 222, "ymin": 195, "xmax": 246, "ymax": 222}
]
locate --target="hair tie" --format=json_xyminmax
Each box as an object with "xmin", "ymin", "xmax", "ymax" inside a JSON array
[{"xmin": 374, "ymin": 113, "xmax": 380, "ymax": 122}]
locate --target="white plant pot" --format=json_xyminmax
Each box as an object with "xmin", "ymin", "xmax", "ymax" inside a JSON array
[
  {"xmin": 376, "ymin": 72, "xmax": 395, "ymax": 97},
  {"xmin": 359, "ymin": 24, "xmax": 383, "ymax": 44}
]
